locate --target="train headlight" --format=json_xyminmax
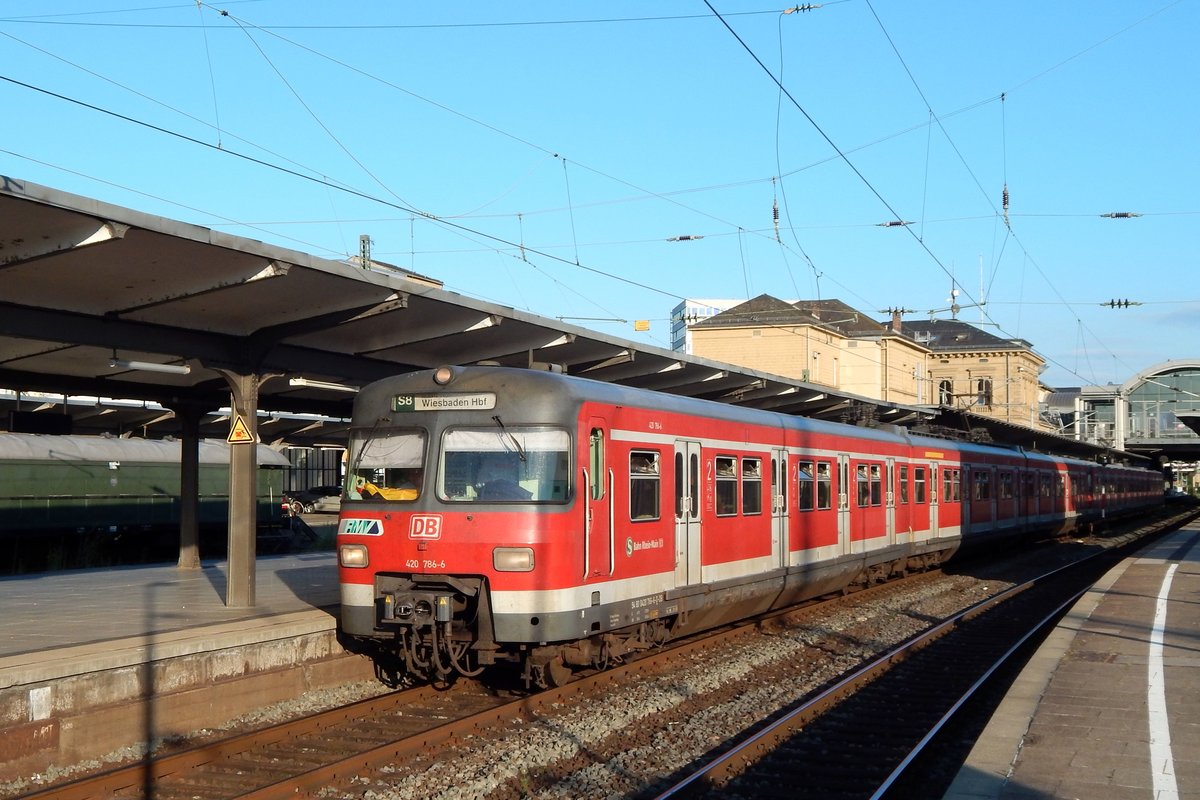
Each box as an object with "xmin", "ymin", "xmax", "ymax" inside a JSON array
[
  {"xmin": 493, "ymin": 547, "xmax": 534, "ymax": 572},
  {"xmin": 339, "ymin": 543, "xmax": 369, "ymax": 568},
  {"xmin": 433, "ymin": 365, "xmax": 455, "ymax": 385}
]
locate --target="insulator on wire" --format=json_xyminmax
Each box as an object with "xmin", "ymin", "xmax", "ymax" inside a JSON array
[
  {"xmin": 1002, "ymin": 184, "xmax": 1010, "ymax": 226},
  {"xmin": 772, "ymin": 198, "xmax": 780, "ymax": 241}
]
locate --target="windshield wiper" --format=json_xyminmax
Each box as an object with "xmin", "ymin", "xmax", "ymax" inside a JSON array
[{"xmin": 492, "ymin": 415, "xmax": 527, "ymax": 462}]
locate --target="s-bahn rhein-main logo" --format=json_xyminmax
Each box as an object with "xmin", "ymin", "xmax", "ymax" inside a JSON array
[
  {"xmin": 626, "ymin": 537, "xmax": 665, "ymax": 557},
  {"xmin": 339, "ymin": 518, "xmax": 383, "ymax": 536},
  {"xmin": 409, "ymin": 515, "xmax": 443, "ymax": 540}
]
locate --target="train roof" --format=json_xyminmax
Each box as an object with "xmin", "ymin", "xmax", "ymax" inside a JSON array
[
  {"xmin": 0, "ymin": 433, "xmax": 290, "ymax": 466},
  {"xmin": 357, "ymin": 365, "xmax": 913, "ymax": 445},
  {"xmin": 360, "ymin": 367, "xmax": 1156, "ymax": 473}
]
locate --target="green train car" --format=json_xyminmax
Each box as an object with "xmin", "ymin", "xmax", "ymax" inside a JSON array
[{"xmin": 0, "ymin": 433, "xmax": 290, "ymax": 572}]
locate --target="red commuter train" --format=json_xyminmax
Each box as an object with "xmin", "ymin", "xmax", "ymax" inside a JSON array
[{"xmin": 336, "ymin": 366, "xmax": 1161, "ymax": 687}]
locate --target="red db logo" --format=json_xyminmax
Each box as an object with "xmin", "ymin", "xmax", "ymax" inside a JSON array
[{"xmin": 409, "ymin": 515, "xmax": 442, "ymax": 540}]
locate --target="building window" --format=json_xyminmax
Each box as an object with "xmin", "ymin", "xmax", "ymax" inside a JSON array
[
  {"xmin": 976, "ymin": 378, "xmax": 993, "ymax": 407},
  {"xmin": 629, "ymin": 451, "xmax": 660, "ymax": 521},
  {"xmin": 938, "ymin": 379, "xmax": 954, "ymax": 405}
]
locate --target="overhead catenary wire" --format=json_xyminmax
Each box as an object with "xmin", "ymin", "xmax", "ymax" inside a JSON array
[
  {"xmin": 1, "ymin": 2, "xmax": 1184, "ymax": 391},
  {"xmin": 217, "ymin": 11, "xmax": 421, "ymax": 212},
  {"xmin": 0, "ymin": 74, "xmax": 687, "ymax": 303},
  {"xmin": 704, "ymin": 1, "xmax": 1143, "ymax": 391},
  {"xmin": 194, "ymin": 0, "xmax": 222, "ymax": 149},
  {"xmin": 706, "ymin": 1, "xmax": 977, "ymax": 312}
]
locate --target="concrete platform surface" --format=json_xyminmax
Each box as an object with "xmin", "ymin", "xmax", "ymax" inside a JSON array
[
  {"xmin": 0, "ymin": 552, "xmax": 339, "ymax": 663},
  {"xmin": 945, "ymin": 523, "xmax": 1200, "ymax": 800}
]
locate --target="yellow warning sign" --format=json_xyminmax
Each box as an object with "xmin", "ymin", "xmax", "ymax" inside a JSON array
[{"xmin": 228, "ymin": 415, "xmax": 255, "ymax": 444}]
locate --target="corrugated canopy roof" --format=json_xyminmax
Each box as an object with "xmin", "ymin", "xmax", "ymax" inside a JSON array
[{"xmin": 0, "ymin": 177, "xmax": 934, "ymax": 446}]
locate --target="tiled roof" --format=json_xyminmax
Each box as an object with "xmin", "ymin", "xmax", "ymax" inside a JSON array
[
  {"xmin": 696, "ymin": 294, "xmax": 889, "ymax": 337},
  {"xmin": 893, "ymin": 318, "xmax": 1033, "ymax": 352}
]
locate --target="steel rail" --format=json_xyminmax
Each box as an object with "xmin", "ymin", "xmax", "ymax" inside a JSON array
[
  {"xmin": 649, "ymin": 511, "xmax": 1196, "ymax": 800},
  {"xmin": 867, "ymin": 586, "xmax": 1087, "ymax": 800}
]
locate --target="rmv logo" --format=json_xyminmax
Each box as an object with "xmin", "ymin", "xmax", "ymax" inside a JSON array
[{"xmin": 409, "ymin": 514, "xmax": 443, "ymax": 540}]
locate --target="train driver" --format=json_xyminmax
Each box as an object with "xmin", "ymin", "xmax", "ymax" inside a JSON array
[{"xmin": 476, "ymin": 453, "xmax": 532, "ymax": 501}]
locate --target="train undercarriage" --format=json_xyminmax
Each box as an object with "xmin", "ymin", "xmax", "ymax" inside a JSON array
[{"xmin": 363, "ymin": 545, "xmax": 960, "ymax": 689}]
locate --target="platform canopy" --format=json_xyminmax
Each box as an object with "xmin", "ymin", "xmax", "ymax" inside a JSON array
[{"xmin": 0, "ymin": 176, "xmax": 933, "ymax": 444}]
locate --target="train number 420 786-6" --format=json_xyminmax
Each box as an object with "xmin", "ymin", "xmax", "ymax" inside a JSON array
[{"xmin": 406, "ymin": 559, "xmax": 447, "ymax": 570}]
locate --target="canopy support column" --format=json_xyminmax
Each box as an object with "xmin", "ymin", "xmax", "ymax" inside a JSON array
[
  {"xmin": 218, "ymin": 370, "xmax": 262, "ymax": 607},
  {"xmin": 174, "ymin": 403, "xmax": 203, "ymax": 570}
]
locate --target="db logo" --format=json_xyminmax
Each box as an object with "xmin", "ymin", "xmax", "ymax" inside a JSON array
[{"xmin": 409, "ymin": 515, "xmax": 443, "ymax": 540}]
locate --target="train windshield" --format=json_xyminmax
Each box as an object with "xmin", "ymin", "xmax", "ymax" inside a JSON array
[
  {"xmin": 438, "ymin": 427, "xmax": 571, "ymax": 503},
  {"xmin": 346, "ymin": 429, "xmax": 427, "ymax": 502}
]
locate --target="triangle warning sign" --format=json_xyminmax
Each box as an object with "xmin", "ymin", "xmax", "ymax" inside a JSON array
[{"xmin": 228, "ymin": 415, "xmax": 255, "ymax": 444}]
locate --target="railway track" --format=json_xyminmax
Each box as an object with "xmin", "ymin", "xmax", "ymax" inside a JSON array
[
  {"xmin": 16, "ymin": 510, "xmax": 1191, "ymax": 800},
  {"xmin": 12, "ymin": 573, "xmax": 952, "ymax": 800},
  {"xmin": 650, "ymin": 513, "xmax": 1191, "ymax": 800}
]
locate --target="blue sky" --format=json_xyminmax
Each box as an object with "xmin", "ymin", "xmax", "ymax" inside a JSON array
[{"xmin": 1, "ymin": 1, "xmax": 1196, "ymax": 389}]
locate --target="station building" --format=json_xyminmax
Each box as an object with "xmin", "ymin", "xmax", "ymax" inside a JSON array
[
  {"xmin": 684, "ymin": 295, "xmax": 1049, "ymax": 431},
  {"xmin": 1057, "ymin": 360, "xmax": 1200, "ymax": 489}
]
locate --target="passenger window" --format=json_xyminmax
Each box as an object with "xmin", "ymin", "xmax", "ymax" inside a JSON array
[
  {"xmin": 674, "ymin": 452, "xmax": 684, "ymax": 518},
  {"xmin": 630, "ymin": 450, "xmax": 660, "ymax": 521},
  {"xmin": 689, "ymin": 453, "xmax": 699, "ymax": 517},
  {"xmin": 974, "ymin": 470, "xmax": 991, "ymax": 501},
  {"xmin": 816, "ymin": 461, "xmax": 832, "ymax": 509},
  {"xmin": 899, "ymin": 465, "xmax": 909, "ymax": 504},
  {"xmin": 913, "ymin": 467, "xmax": 926, "ymax": 504},
  {"xmin": 715, "ymin": 456, "xmax": 737, "ymax": 516},
  {"xmin": 742, "ymin": 457, "xmax": 762, "ymax": 515},
  {"xmin": 798, "ymin": 460, "xmax": 815, "ymax": 511},
  {"xmin": 856, "ymin": 464, "xmax": 871, "ymax": 507},
  {"xmin": 772, "ymin": 457, "xmax": 786, "ymax": 513},
  {"xmin": 869, "ymin": 464, "xmax": 882, "ymax": 506},
  {"xmin": 589, "ymin": 428, "xmax": 605, "ymax": 501}
]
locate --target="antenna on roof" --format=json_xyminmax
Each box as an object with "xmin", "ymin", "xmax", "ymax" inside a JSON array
[{"xmin": 926, "ymin": 278, "xmax": 990, "ymax": 322}]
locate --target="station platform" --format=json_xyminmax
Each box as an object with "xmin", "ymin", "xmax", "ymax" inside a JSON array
[
  {"xmin": 945, "ymin": 520, "xmax": 1200, "ymax": 799},
  {"xmin": 0, "ymin": 546, "xmax": 377, "ymax": 783},
  {"xmin": 0, "ymin": 551, "xmax": 340, "ymax": 662}
]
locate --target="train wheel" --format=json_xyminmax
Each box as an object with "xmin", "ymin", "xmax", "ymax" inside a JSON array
[{"xmin": 546, "ymin": 656, "xmax": 572, "ymax": 687}]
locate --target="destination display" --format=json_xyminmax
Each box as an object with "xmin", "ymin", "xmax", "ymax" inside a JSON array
[{"xmin": 393, "ymin": 392, "xmax": 497, "ymax": 412}]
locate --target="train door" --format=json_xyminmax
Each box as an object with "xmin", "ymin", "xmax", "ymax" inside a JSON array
[
  {"xmin": 885, "ymin": 457, "xmax": 896, "ymax": 545},
  {"xmin": 771, "ymin": 448, "xmax": 788, "ymax": 568},
  {"xmin": 673, "ymin": 439, "xmax": 702, "ymax": 586},
  {"xmin": 928, "ymin": 462, "xmax": 940, "ymax": 539},
  {"xmin": 583, "ymin": 422, "xmax": 612, "ymax": 579},
  {"xmin": 961, "ymin": 463, "xmax": 972, "ymax": 537},
  {"xmin": 837, "ymin": 454, "xmax": 851, "ymax": 555}
]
